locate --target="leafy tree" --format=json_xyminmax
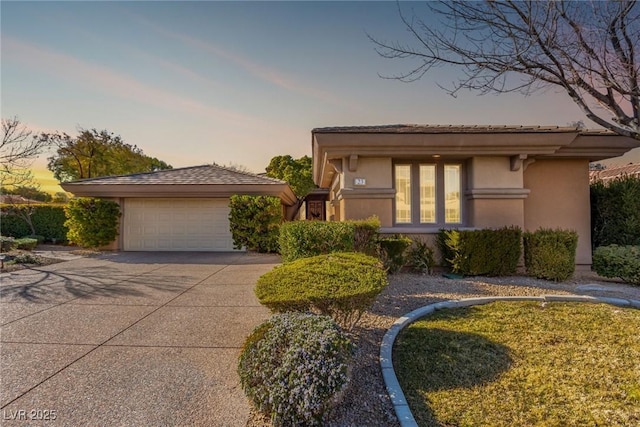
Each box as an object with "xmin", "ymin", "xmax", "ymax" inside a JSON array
[
  {"xmin": 265, "ymin": 155, "xmax": 315, "ymax": 198},
  {"xmin": 52, "ymin": 192, "xmax": 70, "ymax": 204},
  {"xmin": 45, "ymin": 129, "xmax": 172, "ymax": 182},
  {"xmin": 228, "ymin": 195, "xmax": 282, "ymax": 253},
  {"xmin": 371, "ymin": 1, "xmax": 640, "ymax": 140},
  {"xmin": 1, "ymin": 117, "xmax": 50, "ymax": 188},
  {"xmin": 3, "ymin": 186, "xmax": 52, "ymax": 203}
]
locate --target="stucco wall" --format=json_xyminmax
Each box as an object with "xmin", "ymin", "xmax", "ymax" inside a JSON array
[{"xmin": 523, "ymin": 159, "xmax": 592, "ymax": 266}]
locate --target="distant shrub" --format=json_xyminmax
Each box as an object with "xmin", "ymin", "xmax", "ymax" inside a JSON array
[
  {"xmin": 438, "ymin": 227, "xmax": 522, "ymax": 276},
  {"xmin": 229, "ymin": 195, "xmax": 283, "ymax": 253},
  {"xmin": 256, "ymin": 252, "xmax": 387, "ymax": 329},
  {"xmin": 407, "ymin": 239, "xmax": 436, "ymax": 274},
  {"xmin": 13, "ymin": 253, "xmax": 42, "ymax": 264},
  {"xmin": 524, "ymin": 229, "xmax": 578, "ymax": 281},
  {"xmin": 0, "ymin": 236, "xmax": 17, "ymax": 252},
  {"xmin": 15, "ymin": 237, "xmax": 38, "ymax": 251},
  {"xmin": 238, "ymin": 313, "xmax": 353, "ymax": 426},
  {"xmin": 379, "ymin": 236, "xmax": 412, "ymax": 273},
  {"xmin": 64, "ymin": 198, "xmax": 121, "ymax": 248},
  {"xmin": 0, "ymin": 205, "xmax": 68, "ymax": 241},
  {"xmin": 591, "ymin": 175, "xmax": 640, "ymax": 247},
  {"xmin": 592, "ymin": 245, "xmax": 640, "ymax": 285}
]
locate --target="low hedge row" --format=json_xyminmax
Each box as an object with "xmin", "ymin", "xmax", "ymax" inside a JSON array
[
  {"xmin": 438, "ymin": 227, "xmax": 522, "ymax": 276},
  {"xmin": 255, "ymin": 252, "xmax": 388, "ymax": 329},
  {"xmin": 278, "ymin": 217, "xmax": 380, "ymax": 262},
  {"xmin": 0, "ymin": 205, "xmax": 68, "ymax": 242},
  {"xmin": 592, "ymin": 245, "xmax": 640, "ymax": 285}
]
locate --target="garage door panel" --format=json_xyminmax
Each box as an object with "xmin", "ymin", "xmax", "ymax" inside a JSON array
[{"xmin": 123, "ymin": 198, "xmax": 236, "ymax": 251}]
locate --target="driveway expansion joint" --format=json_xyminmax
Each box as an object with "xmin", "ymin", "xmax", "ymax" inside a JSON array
[{"xmin": 380, "ymin": 294, "xmax": 640, "ymax": 427}]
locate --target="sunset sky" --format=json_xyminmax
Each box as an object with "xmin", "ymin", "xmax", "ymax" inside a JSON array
[{"xmin": 2, "ymin": 1, "xmax": 635, "ymax": 193}]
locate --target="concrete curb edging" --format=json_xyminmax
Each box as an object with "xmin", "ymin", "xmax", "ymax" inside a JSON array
[{"xmin": 379, "ymin": 295, "xmax": 640, "ymax": 427}]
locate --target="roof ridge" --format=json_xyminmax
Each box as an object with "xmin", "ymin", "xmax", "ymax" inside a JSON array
[
  {"xmin": 63, "ymin": 164, "xmax": 213, "ymax": 184},
  {"xmin": 211, "ymin": 163, "xmax": 285, "ymax": 184}
]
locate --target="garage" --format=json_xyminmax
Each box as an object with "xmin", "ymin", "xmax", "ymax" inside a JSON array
[
  {"xmin": 60, "ymin": 165, "xmax": 297, "ymax": 252},
  {"xmin": 123, "ymin": 198, "xmax": 234, "ymax": 251}
]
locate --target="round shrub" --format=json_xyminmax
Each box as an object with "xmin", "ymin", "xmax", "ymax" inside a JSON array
[
  {"xmin": 592, "ymin": 245, "xmax": 640, "ymax": 285},
  {"xmin": 238, "ymin": 313, "xmax": 354, "ymax": 426},
  {"xmin": 0, "ymin": 236, "xmax": 17, "ymax": 252},
  {"xmin": 255, "ymin": 252, "xmax": 388, "ymax": 328},
  {"xmin": 15, "ymin": 237, "xmax": 38, "ymax": 251},
  {"xmin": 64, "ymin": 198, "xmax": 120, "ymax": 248}
]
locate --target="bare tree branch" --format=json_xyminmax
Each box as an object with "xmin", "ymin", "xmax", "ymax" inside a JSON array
[
  {"xmin": 369, "ymin": 0, "xmax": 640, "ymax": 140},
  {"xmin": 1, "ymin": 117, "xmax": 50, "ymax": 188}
]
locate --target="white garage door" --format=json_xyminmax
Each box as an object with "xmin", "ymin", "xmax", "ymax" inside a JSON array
[{"xmin": 123, "ymin": 198, "xmax": 236, "ymax": 251}]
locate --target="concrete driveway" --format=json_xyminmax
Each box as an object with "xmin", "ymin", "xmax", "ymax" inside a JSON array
[{"xmin": 0, "ymin": 252, "xmax": 278, "ymax": 426}]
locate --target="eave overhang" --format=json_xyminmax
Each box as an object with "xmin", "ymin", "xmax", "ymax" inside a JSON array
[{"xmin": 312, "ymin": 127, "xmax": 639, "ymax": 187}]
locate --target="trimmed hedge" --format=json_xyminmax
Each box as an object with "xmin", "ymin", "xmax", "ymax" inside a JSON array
[
  {"xmin": 278, "ymin": 218, "xmax": 380, "ymax": 262},
  {"xmin": 229, "ymin": 195, "xmax": 283, "ymax": 253},
  {"xmin": 238, "ymin": 313, "xmax": 353, "ymax": 426},
  {"xmin": 0, "ymin": 236, "xmax": 17, "ymax": 252},
  {"xmin": 523, "ymin": 229, "xmax": 578, "ymax": 281},
  {"xmin": 255, "ymin": 252, "xmax": 388, "ymax": 329},
  {"xmin": 437, "ymin": 227, "xmax": 522, "ymax": 276},
  {"xmin": 0, "ymin": 205, "xmax": 68, "ymax": 242},
  {"xmin": 379, "ymin": 236, "xmax": 412, "ymax": 273},
  {"xmin": 65, "ymin": 198, "xmax": 121, "ymax": 248},
  {"xmin": 591, "ymin": 175, "xmax": 640, "ymax": 247},
  {"xmin": 592, "ymin": 245, "xmax": 640, "ymax": 285},
  {"xmin": 15, "ymin": 238, "xmax": 38, "ymax": 251}
]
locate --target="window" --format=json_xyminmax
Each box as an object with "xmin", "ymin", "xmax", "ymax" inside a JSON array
[{"xmin": 394, "ymin": 162, "xmax": 462, "ymax": 225}]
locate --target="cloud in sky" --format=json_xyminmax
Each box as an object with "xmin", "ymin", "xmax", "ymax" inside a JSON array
[{"xmin": 3, "ymin": 37, "xmax": 258, "ymax": 126}]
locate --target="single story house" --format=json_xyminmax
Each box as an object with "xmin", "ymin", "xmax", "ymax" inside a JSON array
[
  {"xmin": 312, "ymin": 125, "xmax": 639, "ymax": 269},
  {"xmin": 589, "ymin": 162, "xmax": 640, "ymax": 184},
  {"xmin": 61, "ymin": 165, "xmax": 296, "ymax": 251}
]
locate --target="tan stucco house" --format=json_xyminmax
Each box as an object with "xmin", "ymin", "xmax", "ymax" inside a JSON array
[
  {"xmin": 312, "ymin": 125, "xmax": 639, "ymax": 269},
  {"xmin": 61, "ymin": 165, "xmax": 296, "ymax": 251}
]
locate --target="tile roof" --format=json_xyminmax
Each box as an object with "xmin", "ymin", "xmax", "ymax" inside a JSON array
[
  {"xmin": 64, "ymin": 164, "xmax": 286, "ymax": 186},
  {"xmin": 312, "ymin": 124, "xmax": 613, "ymax": 134},
  {"xmin": 589, "ymin": 163, "xmax": 640, "ymax": 183}
]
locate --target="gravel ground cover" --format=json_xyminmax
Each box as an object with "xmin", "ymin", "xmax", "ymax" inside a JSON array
[{"xmin": 248, "ymin": 271, "xmax": 640, "ymax": 426}]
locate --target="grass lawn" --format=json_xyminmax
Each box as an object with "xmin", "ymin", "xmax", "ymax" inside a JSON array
[{"xmin": 394, "ymin": 301, "xmax": 640, "ymax": 426}]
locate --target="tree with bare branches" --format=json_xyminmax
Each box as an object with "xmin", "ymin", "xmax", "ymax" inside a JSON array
[
  {"xmin": 1, "ymin": 117, "xmax": 50, "ymax": 188},
  {"xmin": 370, "ymin": 1, "xmax": 640, "ymax": 140}
]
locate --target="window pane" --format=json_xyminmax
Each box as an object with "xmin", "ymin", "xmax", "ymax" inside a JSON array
[
  {"xmin": 444, "ymin": 165, "xmax": 461, "ymax": 223},
  {"xmin": 419, "ymin": 165, "xmax": 436, "ymax": 223},
  {"xmin": 395, "ymin": 165, "xmax": 412, "ymax": 223}
]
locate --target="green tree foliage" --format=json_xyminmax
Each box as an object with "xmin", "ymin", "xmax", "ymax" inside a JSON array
[
  {"xmin": 3, "ymin": 185, "xmax": 52, "ymax": 202},
  {"xmin": 592, "ymin": 245, "xmax": 640, "ymax": 285},
  {"xmin": 64, "ymin": 198, "xmax": 120, "ymax": 248},
  {"xmin": 45, "ymin": 129, "xmax": 172, "ymax": 182},
  {"xmin": 265, "ymin": 155, "xmax": 315, "ymax": 198},
  {"xmin": 1, "ymin": 205, "xmax": 68, "ymax": 241},
  {"xmin": 591, "ymin": 175, "xmax": 640, "ymax": 247},
  {"xmin": 228, "ymin": 195, "xmax": 283, "ymax": 253}
]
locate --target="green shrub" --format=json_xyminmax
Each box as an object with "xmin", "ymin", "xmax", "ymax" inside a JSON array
[
  {"xmin": 523, "ymin": 229, "xmax": 578, "ymax": 281},
  {"xmin": 438, "ymin": 227, "xmax": 522, "ymax": 276},
  {"xmin": 279, "ymin": 221, "xmax": 355, "ymax": 262},
  {"xmin": 0, "ymin": 205, "xmax": 68, "ymax": 241},
  {"xmin": 591, "ymin": 175, "xmax": 640, "ymax": 247},
  {"xmin": 407, "ymin": 239, "xmax": 436, "ymax": 274},
  {"xmin": 64, "ymin": 198, "xmax": 121, "ymax": 248},
  {"xmin": 229, "ymin": 195, "xmax": 283, "ymax": 253},
  {"xmin": 351, "ymin": 217, "xmax": 380, "ymax": 256},
  {"xmin": 15, "ymin": 237, "xmax": 38, "ymax": 251},
  {"xmin": 238, "ymin": 313, "xmax": 353, "ymax": 426},
  {"xmin": 0, "ymin": 236, "xmax": 17, "ymax": 252},
  {"xmin": 13, "ymin": 253, "xmax": 42, "ymax": 264},
  {"xmin": 256, "ymin": 252, "xmax": 388, "ymax": 328},
  {"xmin": 592, "ymin": 245, "xmax": 640, "ymax": 285},
  {"xmin": 379, "ymin": 236, "xmax": 412, "ymax": 273}
]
